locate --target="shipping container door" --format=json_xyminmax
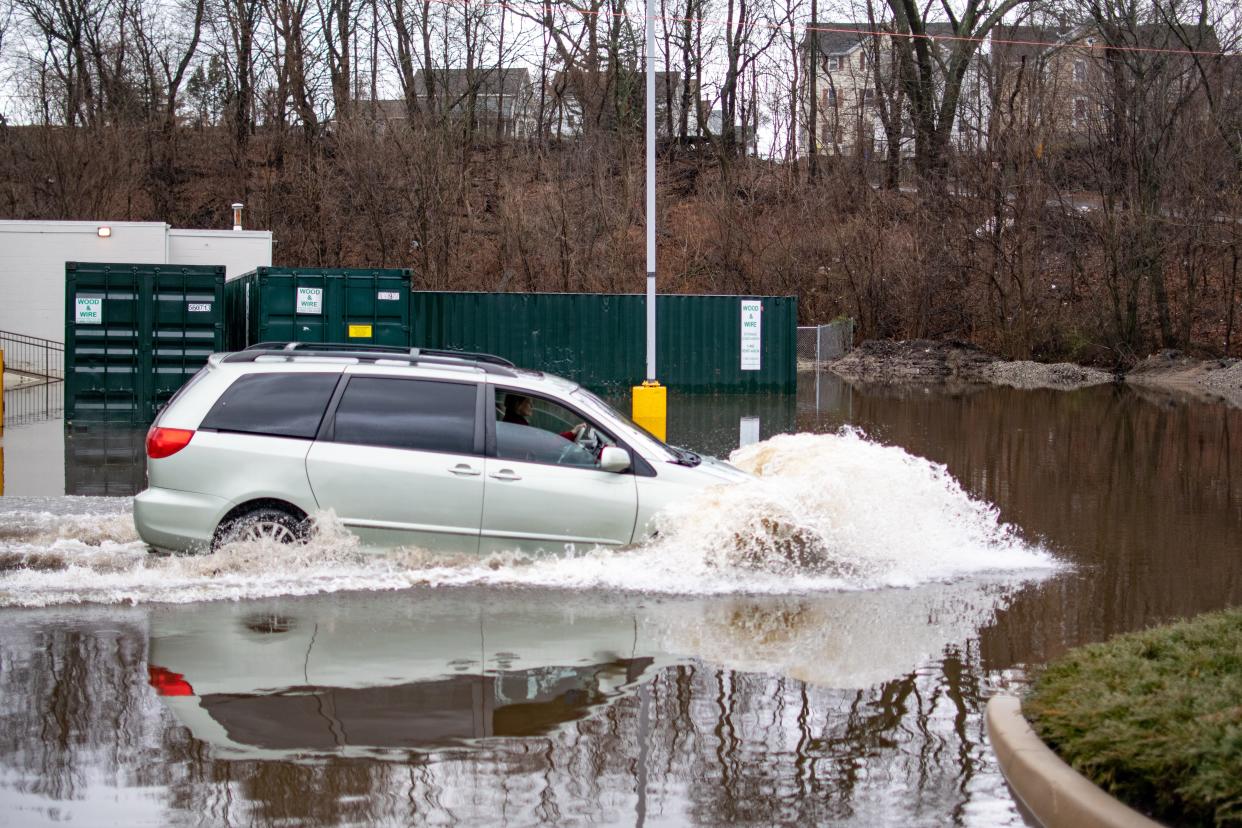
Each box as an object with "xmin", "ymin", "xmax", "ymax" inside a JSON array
[
  {"xmin": 255, "ymin": 272, "xmax": 328, "ymax": 344},
  {"xmin": 342, "ymin": 273, "xmax": 409, "ymax": 347},
  {"xmin": 150, "ymin": 267, "xmax": 224, "ymax": 419},
  {"xmin": 65, "ymin": 265, "xmax": 145, "ymax": 421}
]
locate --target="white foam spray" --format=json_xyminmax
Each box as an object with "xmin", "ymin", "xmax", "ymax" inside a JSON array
[{"xmin": 0, "ymin": 430, "xmax": 1059, "ymax": 607}]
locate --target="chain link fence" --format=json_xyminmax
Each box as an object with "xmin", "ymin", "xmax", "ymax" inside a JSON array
[{"xmin": 797, "ymin": 319, "xmax": 854, "ymax": 369}]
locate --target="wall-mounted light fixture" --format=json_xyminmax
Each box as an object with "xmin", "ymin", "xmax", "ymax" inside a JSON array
[{"xmin": 97, "ymin": 226, "xmax": 112, "ymax": 238}]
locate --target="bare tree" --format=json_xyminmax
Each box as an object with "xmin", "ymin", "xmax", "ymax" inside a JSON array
[
  {"xmin": 886, "ymin": 0, "xmax": 1032, "ymax": 181},
  {"xmin": 769, "ymin": 0, "xmax": 804, "ymax": 166},
  {"xmin": 807, "ymin": 0, "xmax": 817, "ymax": 177},
  {"xmin": 131, "ymin": 0, "xmax": 207, "ymax": 214},
  {"xmin": 16, "ymin": 0, "xmax": 106, "ymax": 125},
  {"xmin": 513, "ymin": 0, "xmax": 612, "ymax": 135},
  {"xmin": 209, "ymin": 0, "xmax": 261, "ymax": 155},
  {"xmin": 718, "ymin": 0, "xmax": 779, "ymax": 158},
  {"xmin": 1078, "ymin": 0, "xmax": 1217, "ymax": 350},
  {"xmin": 318, "ymin": 0, "xmax": 359, "ymax": 119},
  {"xmin": 267, "ymin": 0, "xmax": 319, "ymax": 137},
  {"xmin": 0, "ymin": 0, "xmax": 15, "ymax": 121}
]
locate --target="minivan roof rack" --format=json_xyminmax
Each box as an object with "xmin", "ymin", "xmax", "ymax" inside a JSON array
[{"xmin": 228, "ymin": 342, "xmax": 518, "ymax": 375}]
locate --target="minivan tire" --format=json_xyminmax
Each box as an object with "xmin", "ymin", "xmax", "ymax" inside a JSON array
[{"xmin": 213, "ymin": 507, "xmax": 309, "ymax": 550}]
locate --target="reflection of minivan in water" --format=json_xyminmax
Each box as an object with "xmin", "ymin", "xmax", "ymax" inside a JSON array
[
  {"xmin": 146, "ymin": 595, "xmax": 669, "ymax": 759},
  {"xmin": 134, "ymin": 343, "xmax": 751, "ymax": 554},
  {"xmin": 145, "ymin": 585, "xmax": 1022, "ymax": 759}
]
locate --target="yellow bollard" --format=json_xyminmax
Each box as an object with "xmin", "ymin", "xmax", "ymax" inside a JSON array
[{"xmin": 631, "ymin": 380, "xmax": 667, "ymax": 442}]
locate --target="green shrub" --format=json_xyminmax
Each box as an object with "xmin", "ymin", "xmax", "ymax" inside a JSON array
[{"xmin": 1025, "ymin": 608, "xmax": 1242, "ymax": 827}]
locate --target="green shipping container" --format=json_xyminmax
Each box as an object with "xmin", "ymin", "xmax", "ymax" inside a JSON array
[
  {"xmin": 410, "ymin": 292, "xmax": 796, "ymax": 392},
  {"xmin": 65, "ymin": 262, "xmax": 226, "ymax": 423},
  {"xmin": 225, "ymin": 267, "xmax": 412, "ymax": 349}
]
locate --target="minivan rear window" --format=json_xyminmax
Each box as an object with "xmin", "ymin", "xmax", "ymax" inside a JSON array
[
  {"xmin": 201, "ymin": 373, "xmax": 340, "ymax": 439},
  {"xmin": 331, "ymin": 377, "xmax": 476, "ymax": 454}
]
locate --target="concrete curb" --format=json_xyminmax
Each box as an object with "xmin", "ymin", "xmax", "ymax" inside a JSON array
[{"xmin": 985, "ymin": 695, "xmax": 1164, "ymax": 828}]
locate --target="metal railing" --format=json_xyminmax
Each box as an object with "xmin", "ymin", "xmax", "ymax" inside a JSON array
[
  {"xmin": 797, "ymin": 319, "xmax": 854, "ymax": 368},
  {"xmin": 0, "ymin": 330, "xmax": 64, "ymax": 382},
  {"xmin": 1, "ymin": 380, "xmax": 64, "ymax": 426},
  {"xmin": 2, "ymin": 330, "xmax": 64, "ymax": 425}
]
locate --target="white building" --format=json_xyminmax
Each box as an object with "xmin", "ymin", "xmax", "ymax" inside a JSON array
[{"xmin": 0, "ymin": 220, "xmax": 272, "ymax": 343}]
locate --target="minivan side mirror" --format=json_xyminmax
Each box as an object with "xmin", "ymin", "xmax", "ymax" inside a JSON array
[{"xmin": 599, "ymin": 446, "xmax": 631, "ymax": 473}]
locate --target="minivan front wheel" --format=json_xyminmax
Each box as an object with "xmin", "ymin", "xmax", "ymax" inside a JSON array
[{"xmin": 213, "ymin": 506, "xmax": 309, "ymax": 550}]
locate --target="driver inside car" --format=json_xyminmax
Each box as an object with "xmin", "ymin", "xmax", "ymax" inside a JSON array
[
  {"xmin": 504, "ymin": 393, "xmax": 590, "ymax": 444},
  {"xmin": 502, "ymin": 393, "xmax": 535, "ymax": 426}
]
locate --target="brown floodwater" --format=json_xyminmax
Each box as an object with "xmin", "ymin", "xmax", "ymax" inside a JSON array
[
  {"xmin": 0, "ymin": 374, "xmax": 1237, "ymax": 826},
  {"xmin": 798, "ymin": 377, "xmax": 1242, "ymax": 663}
]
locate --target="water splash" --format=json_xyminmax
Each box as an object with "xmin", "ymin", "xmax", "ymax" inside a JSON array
[
  {"xmin": 0, "ymin": 430, "xmax": 1059, "ymax": 607},
  {"xmin": 659, "ymin": 428, "xmax": 1050, "ymax": 586}
]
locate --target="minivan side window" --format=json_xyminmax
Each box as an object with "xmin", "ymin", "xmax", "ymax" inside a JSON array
[
  {"xmin": 332, "ymin": 377, "xmax": 476, "ymax": 454},
  {"xmin": 200, "ymin": 373, "xmax": 340, "ymax": 438},
  {"xmin": 494, "ymin": 389, "xmax": 618, "ymax": 469}
]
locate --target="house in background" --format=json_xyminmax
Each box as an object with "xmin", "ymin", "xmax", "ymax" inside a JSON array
[
  {"xmin": 800, "ymin": 19, "xmax": 1218, "ymax": 160},
  {"xmin": 801, "ymin": 22, "xmax": 957, "ymax": 159},
  {"xmin": 702, "ymin": 106, "xmax": 759, "ymax": 154},
  {"xmin": 343, "ymin": 68, "xmax": 536, "ymax": 138},
  {"xmin": 1039, "ymin": 22, "xmax": 1219, "ymax": 143},
  {"xmin": 955, "ymin": 24, "xmax": 1072, "ymax": 153},
  {"xmin": 413, "ymin": 68, "xmax": 537, "ymax": 138},
  {"xmin": 958, "ymin": 21, "xmax": 1220, "ymax": 153},
  {"xmin": 547, "ymin": 70, "xmax": 697, "ymax": 138}
]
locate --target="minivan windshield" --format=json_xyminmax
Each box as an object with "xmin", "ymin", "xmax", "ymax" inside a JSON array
[{"xmin": 570, "ymin": 388, "xmax": 688, "ymax": 464}]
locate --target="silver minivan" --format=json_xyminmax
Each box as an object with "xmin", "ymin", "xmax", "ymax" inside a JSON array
[{"xmin": 134, "ymin": 343, "xmax": 751, "ymax": 554}]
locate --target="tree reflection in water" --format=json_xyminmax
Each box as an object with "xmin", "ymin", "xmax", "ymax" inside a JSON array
[{"xmin": 0, "ymin": 585, "xmax": 1034, "ymax": 826}]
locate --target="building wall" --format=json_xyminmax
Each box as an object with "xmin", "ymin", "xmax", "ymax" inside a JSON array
[
  {"xmin": 806, "ymin": 42, "xmax": 908, "ymax": 159},
  {"xmin": 168, "ymin": 230, "xmax": 273, "ymax": 281},
  {"xmin": 804, "ymin": 35, "xmax": 990, "ymax": 159},
  {"xmin": 0, "ymin": 221, "xmax": 271, "ymax": 342},
  {"xmin": 0, "ymin": 222, "xmax": 167, "ymax": 344},
  {"xmin": 1047, "ymin": 43, "xmax": 1107, "ymax": 141}
]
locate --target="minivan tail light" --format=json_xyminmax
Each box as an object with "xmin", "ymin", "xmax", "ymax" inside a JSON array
[
  {"xmin": 146, "ymin": 427, "xmax": 195, "ymax": 459},
  {"xmin": 148, "ymin": 665, "xmax": 194, "ymax": 696}
]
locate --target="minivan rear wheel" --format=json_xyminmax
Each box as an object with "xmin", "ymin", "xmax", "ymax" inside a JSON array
[{"xmin": 213, "ymin": 506, "xmax": 309, "ymax": 550}]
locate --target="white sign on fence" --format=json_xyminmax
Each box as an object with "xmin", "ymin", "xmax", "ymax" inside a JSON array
[
  {"xmin": 740, "ymin": 300, "xmax": 762, "ymax": 371},
  {"xmin": 296, "ymin": 287, "xmax": 323, "ymax": 315},
  {"xmin": 377, "ymin": 291, "xmax": 400, "ymax": 301},
  {"xmin": 75, "ymin": 296, "xmax": 103, "ymax": 325}
]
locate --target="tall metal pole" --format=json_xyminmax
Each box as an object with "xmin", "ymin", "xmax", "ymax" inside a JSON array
[
  {"xmin": 645, "ymin": 0, "xmax": 656, "ymax": 382},
  {"xmin": 632, "ymin": 0, "xmax": 666, "ymax": 441}
]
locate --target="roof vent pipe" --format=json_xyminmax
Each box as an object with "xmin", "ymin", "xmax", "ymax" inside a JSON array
[{"xmin": 231, "ymin": 203, "xmax": 244, "ymax": 231}]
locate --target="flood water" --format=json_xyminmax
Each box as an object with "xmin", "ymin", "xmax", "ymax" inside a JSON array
[{"xmin": 0, "ymin": 374, "xmax": 1238, "ymax": 826}]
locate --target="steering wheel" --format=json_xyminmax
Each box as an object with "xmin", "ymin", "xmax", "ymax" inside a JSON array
[{"xmin": 575, "ymin": 426, "xmax": 602, "ymax": 453}]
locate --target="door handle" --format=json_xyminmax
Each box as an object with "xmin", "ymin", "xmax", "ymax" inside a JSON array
[
  {"xmin": 448, "ymin": 464, "xmax": 481, "ymax": 476},
  {"xmin": 489, "ymin": 469, "xmax": 522, "ymax": 481}
]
